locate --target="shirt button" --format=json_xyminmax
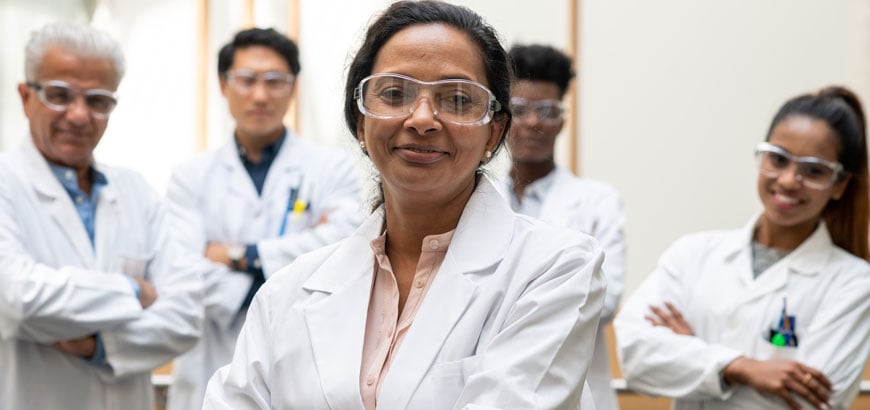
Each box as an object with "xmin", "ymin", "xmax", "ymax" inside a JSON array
[
  {"xmin": 429, "ymin": 239, "xmax": 439, "ymax": 250},
  {"xmin": 366, "ymin": 376, "xmax": 375, "ymax": 386},
  {"xmin": 65, "ymin": 170, "xmax": 74, "ymax": 180},
  {"xmin": 76, "ymin": 196, "xmax": 84, "ymax": 204},
  {"xmin": 416, "ymin": 279, "xmax": 425, "ymax": 288}
]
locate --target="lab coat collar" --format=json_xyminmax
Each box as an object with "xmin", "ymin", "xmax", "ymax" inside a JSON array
[
  {"xmin": 301, "ymin": 176, "xmax": 514, "ymax": 409},
  {"xmin": 219, "ymin": 128, "xmax": 305, "ymax": 200},
  {"xmin": 20, "ymin": 137, "xmax": 117, "ymax": 265},
  {"xmin": 725, "ymin": 214, "xmax": 834, "ymax": 302}
]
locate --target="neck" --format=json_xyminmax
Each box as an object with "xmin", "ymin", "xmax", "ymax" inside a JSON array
[
  {"xmin": 382, "ymin": 178, "xmax": 474, "ymax": 263},
  {"xmin": 510, "ymin": 159, "xmax": 555, "ymax": 198},
  {"xmin": 754, "ymin": 216, "xmax": 819, "ymax": 250},
  {"xmin": 236, "ymin": 127, "xmax": 285, "ymax": 163}
]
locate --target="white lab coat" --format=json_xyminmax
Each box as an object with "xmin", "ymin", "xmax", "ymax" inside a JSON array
[
  {"xmin": 503, "ymin": 166, "xmax": 626, "ymax": 410},
  {"xmin": 165, "ymin": 130, "xmax": 362, "ymax": 410},
  {"xmin": 614, "ymin": 217, "xmax": 870, "ymax": 410},
  {"xmin": 203, "ymin": 177, "xmax": 606, "ymax": 409},
  {"xmin": 0, "ymin": 139, "xmax": 203, "ymax": 410}
]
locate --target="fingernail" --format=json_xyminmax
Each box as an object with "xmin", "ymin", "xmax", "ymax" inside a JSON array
[{"xmin": 821, "ymin": 405, "xmax": 829, "ymax": 410}]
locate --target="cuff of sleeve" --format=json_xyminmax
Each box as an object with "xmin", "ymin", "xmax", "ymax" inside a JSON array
[
  {"xmin": 86, "ymin": 333, "xmax": 112, "ymax": 369},
  {"xmin": 245, "ymin": 244, "xmax": 263, "ymax": 276},
  {"xmin": 706, "ymin": 347, "xmax": 744, "ymax": 399},
  {"xmin": 125, "ymin": 276, "xmax": 141, "ymax": 300}
]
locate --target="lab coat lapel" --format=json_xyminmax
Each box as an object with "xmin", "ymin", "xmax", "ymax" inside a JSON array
[
  {"xmin": 219, "ymin": 143, "xmax": 259, "ymax": 202},
  {"xmin": 93, "ymin": 169, "xmax": 120, "ymax": 270},
  {"xmin": 22, "ymin": 140, "xmax": 94, "ymax": 265},
  {"xmin": 301, "ymin": 210, "xmax": 383, "ymax": 410},
  {"xmin": 732, "ymin": 217, "xmax": 831, "ymax": 306},
  {"xmin": 378, "ymin": 177, "xmax": 514, "ymax": 409},
  {"xmin": 539, "ymin": 167, "xmax": 578, "ymax": 222}
]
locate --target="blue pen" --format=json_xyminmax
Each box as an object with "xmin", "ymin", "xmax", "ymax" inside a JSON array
[{"xmin": 278, "ymin": 186, "xmax": 299, "ymax": 236}]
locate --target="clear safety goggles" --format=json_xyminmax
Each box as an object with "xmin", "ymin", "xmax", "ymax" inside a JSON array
[
  {"xmin": 755, "ymin": 142, "xmax": 844, "ymax": 190},
  {"xmin": 225, "ymin": 69, "xmax": 295, "ymax": 97},
  {"xmin": 27, "ymin": 80, "xmax": 118, "ymax": 118},
  {"xmin": 510, "ymin": 97, "xmax": 563, "ymax": 125},
  {"xmin": 354, "ymin": 73, "xmax": 502, "ymax": 125}
]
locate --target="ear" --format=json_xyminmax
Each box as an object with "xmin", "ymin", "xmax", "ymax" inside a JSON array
[
  {"xmin": 356, "ymin": 116, "xmax": 367, "ymax": 153},
  {"xmin": 18, "ymin": 83, "xmax": 33, "ymax": 118},
  {"xmin": 831, "ymin": 174, "xmax": 852, "ymax": 200},
  {"xmin": 219, "ymin": 75, "xmax": 229, "ymax": 97},
  {"xmin": 486, "ymin": 115, "xmax": 507, "ymax": 154}
]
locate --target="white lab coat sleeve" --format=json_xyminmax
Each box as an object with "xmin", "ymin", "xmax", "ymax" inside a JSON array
[
  {"xmin": 165, "ymin": 163, "xmax": 254, "ymax": 330},
  {"xmin": 256, "ymin": 152, "xmax": 362, "ymax": 276},
  {"xmin": 455, "ymin": 240, "xmax": 607, "ymax": 409},
  {"xmin": 591, "ymin": 188, "xmax": 626, "ymax": 323},
  {"xmin": 202, "ymin": 285, "xmax": 273, "ymax": 409},
  {"xmin": 0, "ymin": 170, "xmax": 142, "ymax": 343},
  {"xmin": 799, "ymin": 266, "xmax": 870, "ymax": 407},
  {"xmin": 99, "ymin": 186, "xmax": 204, "ymax": 379},
  {"xmin": 614, "ymin": 236, "xmax": 742, "ymax": 400}
]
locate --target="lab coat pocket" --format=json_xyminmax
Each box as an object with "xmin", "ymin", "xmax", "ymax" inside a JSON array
[
  {"xmin": 425, "ymin": 355, "xmax": 480, "ymax": 410},
  {"xmin": 754, "ymin": 337, "xmax": 798, "ymax": 361}
]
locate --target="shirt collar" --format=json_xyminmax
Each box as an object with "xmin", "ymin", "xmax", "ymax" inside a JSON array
[
  {"xmin": 47, "ymin": 163, "xmax": 108, "ymax": 194},
  {"xmin": 235, "ymin": 128, "xmax": 287, "ymax": 165}
]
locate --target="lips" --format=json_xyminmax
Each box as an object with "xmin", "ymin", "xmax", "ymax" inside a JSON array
[
  {"xmin": 770, "ymin": 190, "xmax": 802, "ymax": 209},
  {"xmin": 394, "ymin": 144, "xmax": 448, "ymax": 164}
]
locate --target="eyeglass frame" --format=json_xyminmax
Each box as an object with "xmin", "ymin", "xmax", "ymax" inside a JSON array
[
  {"xmin": 510, "ymin": 97, "xmax": 564, "ymax": 125},
  {"xmin": 754, "ymin": 141, "xmax": 845, "ymax": 190},
  {"xmin": 353, "ymin": 73, "xmax": 503, "ymax": 126},
  {"xmin": 223, "ymin": 69, "xmax": 295, "ymax": 97},
  {"xmin": 26, "ymin": 80, "xmax": 119, "ymax": 119}
]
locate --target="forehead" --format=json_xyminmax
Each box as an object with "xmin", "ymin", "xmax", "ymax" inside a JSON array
[
  {"xmin": 769, "ymin": 115, "xmax": 841, "ymax": 161},
  {"xmin": 513, "ymin": 80, "xmax": 561, "ymax": 101},
  {"xmin": 372, "ymin": 23, "xmax": 487, "ymax": 86},
  {"xmin": 231, "ymin": 46, "xmax": 291, "ymax": 72},
  {"xmin": 37, "ymin": 47, "xmax": 119, "ymax": 90}
]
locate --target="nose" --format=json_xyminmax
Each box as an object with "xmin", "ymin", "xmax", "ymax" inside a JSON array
[
  {"xmin": 250, "ymin": 81, "xmax": 270, "ymax": 101},
  {"xmin": 776, "ymin": 164, "xmax": 803, "ymax": 188},
  {"xmin": 64, "ymin": 96, "xmax": 91, "ymax": 124},
  {"xmin": 405, "ymin": 98, "xmax": 442, "ymax": 135}
]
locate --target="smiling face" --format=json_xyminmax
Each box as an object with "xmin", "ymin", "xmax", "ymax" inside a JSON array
[
  {"xmin": 757, "ymin": 115, "xmax": 849, "ymax": 240},
  {"xmin": 18, "ymin": 47, "xmax": 118, "ymax": 170},
  {"xmin": 507, "ymin": 80, "xmax": 563, "ymax": 164},
  {"xmin": 220, "ymin": 46, "xmax": 294, "ymax": 142},
  {"xmin": 356, "ymin": 23, "xmax": 505, "ymax": 207}
]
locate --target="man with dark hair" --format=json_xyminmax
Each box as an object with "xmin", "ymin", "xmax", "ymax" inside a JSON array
[
  {"xmin": 504, "ymin": 43, "xmax": 627, "ymax": 410},
  {"xmin": 165, "ymin": 28, "xmax": 362, "ymax": 410}
]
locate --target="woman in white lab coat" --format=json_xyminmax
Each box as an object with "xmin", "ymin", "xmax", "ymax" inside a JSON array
[
  {"xmin": 203, "ymin": 1, "xmax": 606, "ymax": 409},
  {"xmin": 615, "ymin": 86, "xmax": 870, "ymax": 410}
]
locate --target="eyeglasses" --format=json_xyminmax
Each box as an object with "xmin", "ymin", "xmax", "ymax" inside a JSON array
[
  {"xmin": 27, "ymin": 80, "xmax": 118, "ymax": 118},
  {"xmin": 755, "ymin": 142, "xmax": 845, "ymax": 190},
  {"xmin": 510, "ymin": 97, "xmax": 563, "ymax": 124},
  {"xmin": 225, "ymin": 69, "xmax": 294, "ymax": 97},
  {"xmin": 354, "ymin": 73, "xmax": 502, "ymax": 125}
]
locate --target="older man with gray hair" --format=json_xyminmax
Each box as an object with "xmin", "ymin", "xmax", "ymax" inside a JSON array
[{"xmin": 0, "ymin": 22, "xmax": 202, "ymax": 410}]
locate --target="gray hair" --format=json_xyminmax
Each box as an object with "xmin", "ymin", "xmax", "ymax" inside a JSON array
[{"xmin": 25, "ymin": 22, "xmax": 125, "ymax": 85}]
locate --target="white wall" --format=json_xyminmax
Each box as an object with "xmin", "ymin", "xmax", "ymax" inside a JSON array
[
  {"xmin": 578, "ymin": 0, "xmax": 870, "ymax": 297},
  {"xmin": 1, "ymin": 0, "xmax": 868, "ymax": 299}
]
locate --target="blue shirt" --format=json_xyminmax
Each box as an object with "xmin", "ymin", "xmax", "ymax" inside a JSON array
[
  {"xmin": 48, "ymin": 164, "xmax": 108, "ymax": 248},
  {"xmin": 236, "ymin": 130, "xmax": 286, "ymax": 196},
  {"xmin": 48, "ymin": 163, "xmax": 111, "ymax": 368}
]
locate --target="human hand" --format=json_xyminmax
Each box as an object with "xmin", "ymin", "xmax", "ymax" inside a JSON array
[
  {"xmin": 723, "ymin": 356, "xmax": 832, "ymax": 410},
  {"xmin": 645, "ymin": 301, "xmax": 694, "ymax": 336},
  {"xmin": 133, "ymin": 275, "xmax": 158, "ymax": 308},
  {"xmin": 205, "ymin": 242, "xmax": 231, "ymax": 267},
  {"xmin": 53, "ymin": 335, "xmax": 97, "ymax": 359}
]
